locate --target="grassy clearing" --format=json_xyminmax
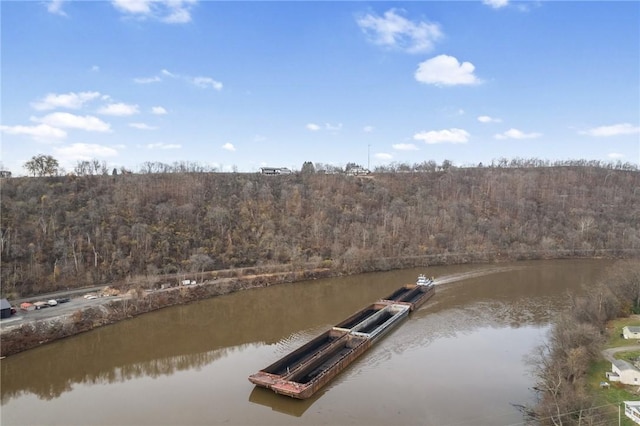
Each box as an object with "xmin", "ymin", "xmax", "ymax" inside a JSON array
[{"xmin": 588, "ymin": 317, "xmax": 640, "ymax": 426}]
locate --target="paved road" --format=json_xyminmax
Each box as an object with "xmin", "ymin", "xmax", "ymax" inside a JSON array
[
  {"xmin": 602, "ymin": 345, "xmax": 640, "ymax": 362},
  {"xmin": 0, "ymin": 294, "xmax": 126, "ymax": 331}
]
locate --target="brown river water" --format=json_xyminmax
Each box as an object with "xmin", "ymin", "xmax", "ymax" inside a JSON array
[{"xmin": 0, "ymin": 259, "xmax": 615, "ymax": 426}]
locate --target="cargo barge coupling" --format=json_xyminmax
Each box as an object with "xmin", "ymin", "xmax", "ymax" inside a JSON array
[{"xmin": 248, "ymin": 274, "xmax": 435, "ymax": 399}]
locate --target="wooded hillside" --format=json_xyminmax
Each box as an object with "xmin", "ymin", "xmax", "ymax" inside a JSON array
[{"xmin": 2, "ymin": 166, "xmax": 639, "ymax": 297}]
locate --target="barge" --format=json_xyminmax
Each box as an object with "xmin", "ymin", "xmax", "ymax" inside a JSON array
[{"xmin": 248, "ymin": 274, "xmax": 435, "ymax": 399}]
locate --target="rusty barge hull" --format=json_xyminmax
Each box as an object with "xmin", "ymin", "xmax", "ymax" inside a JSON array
[{"xmin": 249, "ymin": 278, "xmax": 435, "ymax": 399}]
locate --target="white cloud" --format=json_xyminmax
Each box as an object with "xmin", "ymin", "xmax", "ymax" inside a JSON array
[
  {"xmin": 147, "ymin": 143, "xmax": 181, "ymax": 150},
  {"xmin": 91, "ymin": 65, "xmax": 100, "ymax": 72},
  {"xmin": 222, "ymin": 143, "xmax": 236, "ymax": 152},
  {"xmin": 478, "ymin": 115, "xmax": 502, "ymax": 123},
  {"xmin": 163, "ymin": 6, "xmax": 191, "ymax": 24},
  {"xmin": 112, "ymin": 0, "xmax": 152, "ymax": 14},
  {"xmin": 415, "ymin": 55, "xmax": 482, "ymax": 86},
  {"xmin": 112, "ymin": 0, "xmax": 196, "ymax": 23},
  {"xmin": 47, "ymin": 0, "xmax": 67, "ymax": 16},
  {"xmin": 135, "ymin": 69, "xmax": 223, "ymax": 90},
  {"xmin": 356, "ymin": 9, "xmax": 443, "ymax": 54},
  {"xmin": 414, "ymin": 128, "xmax": 470, "ymax": 144},
  {"xmin": 306, "ymin": 123, "xmax": 321, "ymax": 131},
  {"xmin": 134, "ymin": 76, "xmax": 162, "ymax": 84},
  {"xmin": 54, "ymin": 143, "xmax": 118, "ymax": 160},
  {"xmin": 129, "ymin": 122, "xmax": 157, "ymax": 130},
  {"xmin": 494, "ymin": 128, "xmax": 542, "ymax": 140},
  {"xmin": 482, "ymin": 0, "xmax": 509, "ymax": 9},
  {"xmin": 325, "ymin": 123, "xmax": 343, "ymax": 131},
  {"xmin": 580, "ymin": 123, "xmax": 640, "ymax": 137},
  {"xmin": 31, "ymin": 91, "xmax": 101, "ymax": 111},
  {"xmin": 375, "ymin": 153, "xmax": 393, "ymax": 160},
  {"xmin": 0, "ymin": 124, "xmax": 67, "ymax": 141},
  {"xmin": 608, "ymin": 153, "xmax": 624, "ymax": 159},
  {"xmin": 392, "ymin": 143, "xmax": 419, "ymax": 151},
  {"xmin": 363, "ymin": 125, "xmax": 374, "ymax": 133},
  {"xmin": 151, "ymin": 106, "xmax": 168, "ymax": 115},
  {"xmin": 34, "ymin": 112, "xmax": 111, "ymax": 132},
  {"xmin": 192, "ymin": 76, "xmax": 223, "ymax": 90},
  {"xmin": 98, "ymin": 103, "xmax": 140, "ymax": 116}
]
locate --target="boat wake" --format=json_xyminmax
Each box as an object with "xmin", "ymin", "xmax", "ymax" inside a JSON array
[{"xmin": 432, "ymin": 265, "xmax": 524, "ymax": 286}]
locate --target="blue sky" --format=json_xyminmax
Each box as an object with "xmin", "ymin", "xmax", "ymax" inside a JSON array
[{"xmin": 1, "ymin": 0, "xmax": 639, "ymax": 175}]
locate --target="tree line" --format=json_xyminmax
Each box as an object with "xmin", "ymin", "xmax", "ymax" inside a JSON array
[
  {"xmin": 18, "ymin": 153, "xmax": 639, "ymax": 177},
  {"xmin": 527, "ymin": 260, "xmax": 640, "ymax": 425},
  {"xmin": 1, "ymin": 163, "xmax": 639, "ymax": 297}
]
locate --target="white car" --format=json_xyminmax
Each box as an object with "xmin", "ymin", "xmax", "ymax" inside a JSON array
[
  {"xmin": 47, "ymin": 299, "xmax": 58, "ymax": 306},
  {"xmin": 84, "ymin": 294, "xmax": 98, "ymax": 300}
]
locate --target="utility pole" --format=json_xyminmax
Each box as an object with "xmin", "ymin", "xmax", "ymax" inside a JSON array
[{"xmin": 368, "ymin": 144, "xmax": 371, "ymax": 171}]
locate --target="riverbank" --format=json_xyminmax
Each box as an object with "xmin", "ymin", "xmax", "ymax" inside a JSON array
[{"xmin": 0, "ymin": 268, "xmax": 335, "ymax": 357}]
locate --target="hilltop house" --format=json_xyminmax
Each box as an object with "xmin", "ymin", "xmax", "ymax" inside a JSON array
[{"xmin": 622, "ymin": 326, "xmax": 640, "ymax": 340}]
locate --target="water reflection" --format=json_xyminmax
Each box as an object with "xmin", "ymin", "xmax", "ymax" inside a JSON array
[
  {"xmin": 0, "ymin": 259, "xmax": 614, "ymax": 423},
  {"xmin": 248, "ymin": 385, "xmax": 326, "ymax": 417}
]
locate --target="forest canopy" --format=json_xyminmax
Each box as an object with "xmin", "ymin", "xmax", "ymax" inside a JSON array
[{"xmin": 1, "ymin": 163, "xmax": 639, "ymax": 298}]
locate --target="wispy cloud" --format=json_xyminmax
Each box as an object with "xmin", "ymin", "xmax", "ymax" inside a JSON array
[
  {"xmin": 134, "ymin": 76, "xmax": 162, "ymax": 84},
  {"xmin": 415, "ymin": 55, "xmax": 482, "ymax": 86},
  {"xmin": 98, "ymin": 103, "xmax": 140, "ymax": 116},
  {"xmin": 222, "ymin": 143, "xmax": 236, "ymax": 151},
  {"xmin": 494, "ymin": 128, "xmax": 542, "ymax": 140},
  {"xmin": 356, "ymin": 9, "xmax": 443, "ymax": 54},
  {"xmin": 147, "ymin": 143, "xmax": 181, "ymax": 150},
  {"xmin": 33, "ymin": 112, "xmax": 111, "ymax": 132},
  {"xmin": 134, "ymin": 69, "xmax": 222, "ymax": 90},
  {"xmin": 392, "ymin": 143, "xmax": 419, "ymax": 151},
  {"xmin": 580, "ymin": 123, "xmax": 640, "ymax": 137},
  {"xmin": 31, "ymin": 91, "xmax": 101, "ymax": 111},
  {"xmin": 192, "ymin": 76, "xmax": 223, "ymax": 90},
  {"xmin": 482, "ymin": 0, "xmax": 509, "ymax": 9},
  {"xmin": 306, "ymin": 122, "xmax": 342, "ymax": 132},
  {"xmin": 0, "ymin": 124, "xmax": 67, "ymax": 141},
  {"xmin": 151, "ymin": 106, "xmax": 168, "ymax": 115},
  {"xmin": 111, "ymin": 0, "xmax": 197, "ymax": 24},
  {"xmin": 608, "ymin": 152, "xmax": 624, "ymax": 159},
  {"xmin": 129, "ymin": 122, "xmax": 157, "ymax": 130},
  {"xmin": 477, "ymin": 115, "xmax": 502, "ymax": 123},
  {"xmin": 54, "ymin": 143, "xmax": 118, "ymax": 161},
  {"xmin": 414, "ymin": 128, "xmax": 470, "ymax": 144},
  {"xmin": 375, "ymin": 153, "xmax": 393, "ymax": 160},
  {"xmin": 46, "ymin": 0, "xmax": 68, "ymax": 16},
  {"xmin": 363, "ymin": 125, "xmax": 374, "ymax": 133}
]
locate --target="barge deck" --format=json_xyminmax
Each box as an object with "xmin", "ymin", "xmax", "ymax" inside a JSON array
[{"xmin": 248, "ymin": 275, "xmax": 435, "ymax": 399}]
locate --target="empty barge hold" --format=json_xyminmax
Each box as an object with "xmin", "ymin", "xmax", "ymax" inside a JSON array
[{"xmin": 248, "ymin": 275, "xmax": 435, "ymax": 399}]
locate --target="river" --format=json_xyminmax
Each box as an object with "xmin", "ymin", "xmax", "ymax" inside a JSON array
[{"xmin": 0, "ymin": 259, "xmax": 615, "ymax": 425}]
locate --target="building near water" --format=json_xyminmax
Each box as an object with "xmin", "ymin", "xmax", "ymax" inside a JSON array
[
  {"xmin": 624, "ymin": 401, "xmax": 640, "ymax": 425},
  {"xmin": 622, "ymin": 326, "xmax": 640, "ymax": 340}
]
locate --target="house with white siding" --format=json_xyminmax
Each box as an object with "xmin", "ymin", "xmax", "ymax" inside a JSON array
[
  {"xmin": 622, "ymin": 326, "xmax": 640, "ymax": 340},
  {"xmin": 625, "ymin": 401, "xmax": 640, "ymax": 425},
  {"xmin": 607, "ymin": 358, "xmax": 640, "ymax": 385}
]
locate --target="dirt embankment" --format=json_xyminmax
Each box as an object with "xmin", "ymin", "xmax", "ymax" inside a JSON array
[{"xmin": 0, "ymin": 269, "xmax": 333, "ymax": 358}]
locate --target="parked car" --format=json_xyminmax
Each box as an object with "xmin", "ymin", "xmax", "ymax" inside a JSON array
[
  {"xmin": 47, "ymin": 299, "xmax": 58, "ymax": 306},
  {"xmin": 33, "ymin": 301, "xmax": 49, "ymax": 310},
  {"xmin": 56, "ymin": 297, "xmax": 70, "ymax": 304}
]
